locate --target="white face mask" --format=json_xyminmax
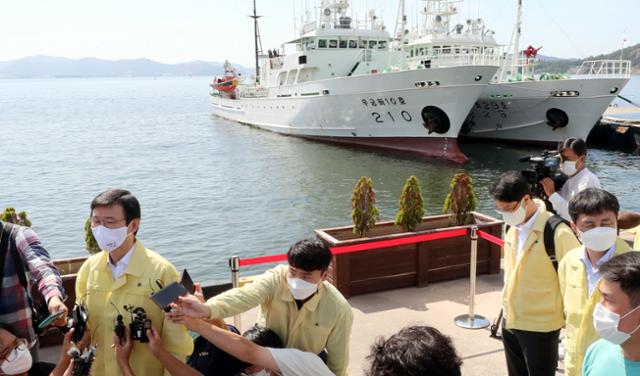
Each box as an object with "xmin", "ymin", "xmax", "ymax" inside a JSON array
[
  {"xmin": 287, "ymin": 277, "xmax": 319, "ymax": 300},
  {"xmin": 578, "ymin": 227, "xmax": 617, "ymax": 252},
  {"xmin": 0, "ymin": 341, "xmax": 33, "ymax": 375},
  {"xmin": 498, "ymin": 199, "xmax": 527, "ymax": 227},
  {"xmin": 593, "ymin": 302, "xmax": 640, "ymax": 345},
  {"xmin": 91, "ymin": 225, "xmax": 129, "ymax": 252},
  {"xmin": 560, "ymin": 161, "xmax": 578, "ymax": 176}
]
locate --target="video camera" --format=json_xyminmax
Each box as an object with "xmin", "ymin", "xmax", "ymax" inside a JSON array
[
  {"xmin": 68, "ymin": 346, "xmax": 96, "ymax": 376},
  {"xmin": 519, "ymin": 150, "xmax": 566, "ymax": 200}
]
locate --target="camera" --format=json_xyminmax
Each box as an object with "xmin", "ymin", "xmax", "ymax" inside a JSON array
[
  {"xmin": 68, "ymin": 346, "xmax": 95, "ymax": 376},
  {"xmin": 114, "ymin": 314, "xmax": 126, "ymax": 345},
  {"xmin": 125, "ymin": 305, "xmax": 152, "ymax": 343},
  {"xmin": 519, "ymin": 150, "xmax": 566, "ymax": 200}
]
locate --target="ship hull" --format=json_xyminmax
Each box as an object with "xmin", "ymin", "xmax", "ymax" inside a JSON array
[
  {"xmin": 210, "ymin": 65, "xmax": 498, "ymax": 163},
  {"xmin": 462, "ymin": 77, "xmax": 630, "ymax": 145}
]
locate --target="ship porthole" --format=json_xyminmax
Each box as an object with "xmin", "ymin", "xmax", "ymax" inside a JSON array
[
  {"xmin": 474, "ymin": 75, "xmax": 482, "ymax": 82},
  {"xmin": 609, "ymin": 87, "xmax": 619, "ymax": 94},
  {"xmin": 421, "ymin": 106, "xmax": 450, "ymax": 134},
  {"xmin": 546, "ymin": 108, "xmax": 569, "ymax": 130}
]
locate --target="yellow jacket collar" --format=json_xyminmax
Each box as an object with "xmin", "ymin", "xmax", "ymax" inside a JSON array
[{"xmin": 99, "ymin": 241, "xmax": 146, "ymax": 277}]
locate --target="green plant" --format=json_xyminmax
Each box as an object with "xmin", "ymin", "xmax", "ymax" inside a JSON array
[
  {"xmin": 394, "ymin": 176, "xmax": 425, "ymax": 232},
  {"xmin": 351, "ymin": 176, "xmax": 380, "ymax": 237},
  {"xmin": 443, "ymin": 172, "xmax": 478, "ymax": 226},
  {"xmin": 84, "ymin": 218, "xmax": 101, "ymax": 255},
  {"xmin": 1, "ymin": 207, "xmax": 32, "ymax": 227}
]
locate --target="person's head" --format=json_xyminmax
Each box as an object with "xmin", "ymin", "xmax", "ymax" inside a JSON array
[
  {"xmin": 558, "ymin": 137, "xmax": 587, "ymax": 176},
  {"xmin": 89, "ymin": 189, "xmax": 141, "ymax": 253},
  {"xmin": 367, "ymin": 325, "xmax": 462, "ymax": 376},
  {"xmin": 286, "ymin": 239, "xmax": 333, "ymax": 300},
  {"xmin": 568, "ymin": 188, "xmax": 620, "ymax": 252},
  {"xmin": 594, "ymin": 252, "xmax": 640, "ymax": 346},
  {"xmin": 489, "ymin": 171, "xmax": 535, "ymax": 227},
  {"xmin": 0, "ymin": 325, "xmax": 31, "ymax": 376},
  {"xmin": 242, "ymin": 326, "xmax": 284, "ymax": 375}
]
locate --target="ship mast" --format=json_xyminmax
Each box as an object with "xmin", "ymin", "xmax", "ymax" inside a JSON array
[
  {"xmin": 249, "ymin": 0, "xmax": 263, "ymax": 83},
  {"xmin": 393, "ymin": 0, "xmax": 407, "ymax": 48},
  {"xmin": 501, "ymin": 0, "xmax": 523, "ymax": 81}
]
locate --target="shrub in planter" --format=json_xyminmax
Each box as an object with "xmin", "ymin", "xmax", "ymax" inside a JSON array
[
  {"xmin": 394, "ymin": 176, "xmax": 424, "ymax": 232},
  {"xmin": 1, "ymin": 207, "xmax": 32, "ymax": 227},
  {"xmin": 84, "ymin": 218, "xmax": 101, "ymax": 255},
  {"xmin": 351, "ymin": 176, "xmax": 380, "ymax": 237},
  {"xmin": 443, "ymin": 172, "xmax": 478, "ymax": 226}
]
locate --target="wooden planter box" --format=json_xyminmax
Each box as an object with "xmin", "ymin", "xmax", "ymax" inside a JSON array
[{"xmin": 315, "ymin": 212, "xmax": 503, "ymax": 298}]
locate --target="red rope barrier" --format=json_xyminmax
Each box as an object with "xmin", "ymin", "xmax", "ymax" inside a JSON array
[
  {"xmin": 237, "ymin": 228, "xmax": 469, "ymax": 267},
  {"xmin": 478, "ymin": 230, "xmax": 504, "ymax": 247},
  {"xmin": 239, "ymin": 253, "xmax": 288, "ymax": 267},
  {"xmin": 330, "ymin": 228, "xmax": 468, "ymax": 255}
]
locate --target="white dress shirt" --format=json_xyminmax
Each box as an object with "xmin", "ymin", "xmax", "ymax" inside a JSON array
[
  {"xmin": 267, "ymin": 347, "xmax": 334, "ymax": 376},
  {"xmin": 549, "ymin": 168, "xmax": 601, "ymax": 221},
  {"xmin": 515, "ymin": 208, "xmax": 540, "ymax": 258},
  {"xmin": 580, "ymin": 244, "xmax": 617, "ymax": 297},
  {"xmin": 107, "ymin": 242, "xmax": 136, "ymax": 279}
]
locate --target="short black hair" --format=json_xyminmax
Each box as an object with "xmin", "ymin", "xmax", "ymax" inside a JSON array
[
  {"xmin": 0, "ymin": 323, "xmax": 16, "ymax": 336},
  {"xmin": 559, "ymin": 137, "xmax": 587, "ymax": 157},
  {"xmin": 367, "ymin": 326, "xmax": 462, "ymax": 376},
  {"xmin": 90, "ymin": 189, "xmax": 141, "ymax": 224},
  {"xmin": 568, "ymin": 188, "xmax": 620, "ymax": 223},
  {"xmin": 601, "ymin": 252, "xmax": 640, "ymax": 307},
  {"xmin": 489, "ymin": 171, "xmax": 531, "ymax": 203},
  {"xmin": 242, "ymin": 326, "xmax": 284, "ymax": 349},
  {"xmin": 287, "ymin": 239, "xmax": 333, "ymax": 272}
]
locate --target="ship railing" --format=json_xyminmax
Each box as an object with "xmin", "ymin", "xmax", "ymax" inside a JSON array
[
  {"xmin": 575, "ymin": 60, "xmax": 631, "ymax": 79},
  {"xmin": 410, "ymin": 51, "xmax": 502, "ymax": 68},
  {"xmin": 236, "ymin": 85, "xmax": 267, "ymax": 98}
]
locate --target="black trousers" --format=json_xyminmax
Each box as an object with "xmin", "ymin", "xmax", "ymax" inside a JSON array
[{"xmin": 502, "ymin": 325, "xmax": 560, "ymax": 376}]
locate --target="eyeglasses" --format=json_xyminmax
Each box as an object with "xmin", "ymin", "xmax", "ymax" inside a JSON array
[
  {"xmin": 0, "ymin": 338, "xmax": 22, "ymax": 362},
  {"xmin": 90, "ymin": 217, "xmax": 127, "ymax": 229}
]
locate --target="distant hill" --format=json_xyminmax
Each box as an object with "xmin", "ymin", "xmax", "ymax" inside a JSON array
[
  {"xmin": 0, "ymin": 55, "xmax": 252, "ymax": 78},
  {"xmin": 534, "ymin": 43, "xmax": 640, "ymax": 74}
]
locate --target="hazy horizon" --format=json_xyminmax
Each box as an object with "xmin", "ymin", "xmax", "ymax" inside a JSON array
[{"xmin": 2, "ymin": 0, "xmax": 637, "ymax": 66}]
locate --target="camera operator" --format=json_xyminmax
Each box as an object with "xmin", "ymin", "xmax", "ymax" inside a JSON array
[{"xmin": 540, "ymin": 138, "xmax": 601, "ymax": 221}]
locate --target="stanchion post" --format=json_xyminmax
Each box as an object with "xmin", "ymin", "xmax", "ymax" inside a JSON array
[
  {"xmin": 229, "ymin": 256, "xmax": 241, "ymax": 331},
  {"xmin": 454, "ymin": 226, "xmax": 490, "ymax": 329}
]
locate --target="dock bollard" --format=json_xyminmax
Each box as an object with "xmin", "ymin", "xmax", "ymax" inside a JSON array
[
  {"xmin": 454, "ymin": 226, "xmax": 490, "ymax": 329},
  {"xmin": 229, "ymin": 256, "xmax": 241, "ymax": 331}
]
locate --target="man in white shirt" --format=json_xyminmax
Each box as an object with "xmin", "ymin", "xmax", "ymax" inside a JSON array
[{"xmin": 540, "ymin": 137, "xmax": 601, "ymax": 221}]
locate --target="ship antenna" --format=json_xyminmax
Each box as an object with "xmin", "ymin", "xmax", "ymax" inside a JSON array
[{"xmin": 249, "ymin": 0, "xmax": 264, "ymax": 84}]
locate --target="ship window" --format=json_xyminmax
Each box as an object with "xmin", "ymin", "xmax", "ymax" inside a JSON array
[
  {"xmin": 443, "ymin": 45, "xmax": 451, "ymax": 53},
  {"xmin": 368, "ymin": 40, "xmax": 377, "ymax": 49},
  {"xmin": 329, "ymin": 40, "xmax": 338, "ymax": 48},
  {"xmin": 339, "ymin": 40, "xmax": 347, "ymax": 48},
  {"xmin": 378, "ymin": 41, "xmax": 387, "ymax": 49},
  {"xmin": 318, "ymin": 39, "xmax": 327, "ymax": 48},
  {"xmin": 349, "ymin": 40, "xmax": 357, "ymax": 48},
  {"xmin": 359, "ymin": 40, "xmax": 366, "ymax": 48},
  {"xmin": 419, "ymin": 48, "xmax": 425, "ymax": 56},
  {"xmin": 410, "ymin": 49, "xmax": 414, "ymax": 57}
]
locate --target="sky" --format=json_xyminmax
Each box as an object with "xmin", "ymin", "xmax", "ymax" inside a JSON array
[{"xmin": 1, "ymin": 0, "xmax": 638, "ymax": 66}]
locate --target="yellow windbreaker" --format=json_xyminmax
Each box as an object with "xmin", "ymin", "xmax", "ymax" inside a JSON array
[
  {"xmin": 634, "ymin": 226, "xmax": 640, "ymax": 249},
  {"xmin": 558, "ymin": 239, "xmax": 632, "ymax": 376},
  {"xmin": 76, "ymin": 241, "xmax": 194, "ymax": 376},
  {"xmin": 502, "ymin": 203, "xmax": 581, "ymax": 332}
]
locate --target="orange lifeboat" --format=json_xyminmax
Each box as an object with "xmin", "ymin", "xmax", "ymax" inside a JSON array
[{"xmin": 210, "ymin": 60, "xmax": 239, "ymax": 94}]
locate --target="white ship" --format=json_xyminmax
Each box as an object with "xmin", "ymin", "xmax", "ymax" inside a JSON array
[
  {"xmin": 209, "ymin": 0, "xmax": 498, "ymax": 162},
  {"xmin": 401, "ymin": 0, "xmax": 631, "ymax": 146}
]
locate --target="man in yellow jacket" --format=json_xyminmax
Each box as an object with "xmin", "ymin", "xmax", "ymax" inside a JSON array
[
  {"xmin": 76, "ymin": 189, "xmax": 193, "ymax": 376},
  {"xmin": 170, "ymin": 239, "xmax": 353, "ymax": 376},
  {"xmin": 490, "ymin": 172, "xmax": 580, "ymax": 376},
  {"xmin": 634, "ymin": 225, "xmax": 640, "ymax": 249},
  {"xmin": 558, "ymin": 188, "xmax": 633, "ymax": 376}
]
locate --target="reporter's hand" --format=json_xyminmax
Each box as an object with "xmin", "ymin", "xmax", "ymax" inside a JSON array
[
  {"xmin": 48, "ymin": 296, "xmax": 68, "ymax": 326},
  {"xmin": 168, "ymin": 295, "xmax": 209, "ymax": 319},
  {"xmin": 193, "ymin": 282, "xmax": 205, "ymax": 303},
  {"xmin": 146, "ymin": 326, "xmax": 164, "ymax": 356},
  {"xmin": 113, "ymin": 329, "xmax": 133, "ymax": 366},
  {"xmin": 61, "ymin": 328, "xmax": 75, "ymax": 356},
  {"xmin": 540, "ymin": 177, "xmax": 556, "ymax": 197},
  {"xmin": 76, "ymin": 326, "xmax": 91, "ymax": 350},
  {"xmin": 62, "ymin": 359, "xmax": 75, "ymax": 376}
]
